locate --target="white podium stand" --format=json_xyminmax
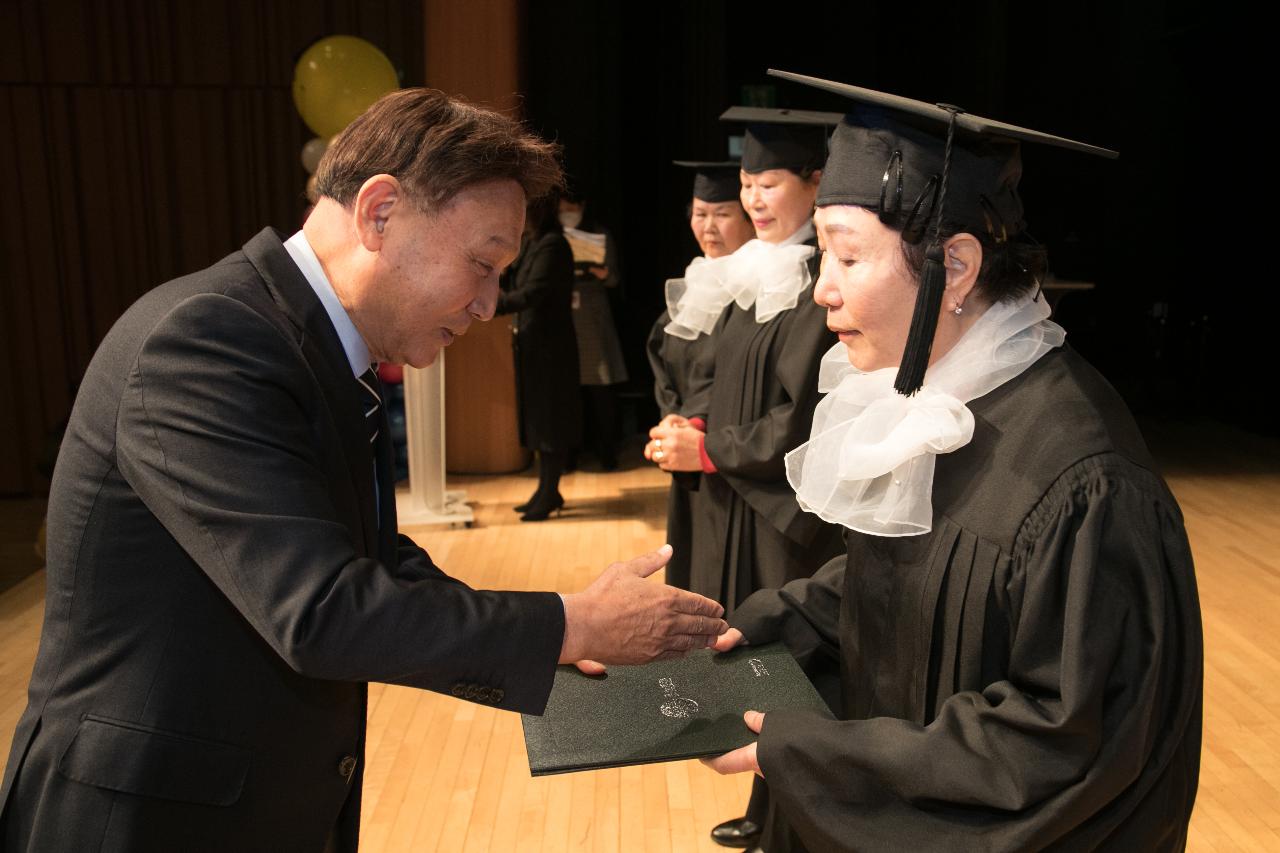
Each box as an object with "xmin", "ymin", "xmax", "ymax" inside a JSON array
[{"xmin": 394, "ymin": 354, "xmax": 474, "ymax": 527}]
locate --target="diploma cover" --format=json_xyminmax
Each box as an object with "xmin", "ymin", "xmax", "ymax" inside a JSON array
[{"xmin": 520, "ymin": 643, "xmax": 832, "ymax": 776}]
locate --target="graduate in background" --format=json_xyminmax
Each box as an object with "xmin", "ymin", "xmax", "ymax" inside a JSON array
[
  {"xmin": 560, "ymin": 192, "xmax": 629, "ymax": 470},
  {"xmin": 705, "ymin": 72, "xmax": 1202, "ymax": 853},
  {"xmin": 645, "ymin": 160, "xmax": 754, "ymax": 590},
  {"xmin": 497, "ymin": 191, "xmax": 582, "ymax": 522},
  {"xmin": 647, "ymin": 109, "xmax": 846, "ymax": 850}
]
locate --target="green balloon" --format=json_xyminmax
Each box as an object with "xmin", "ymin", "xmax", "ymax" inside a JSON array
[{"xmin": 292, "ymin": 36, "xmax": 399, "ymax": 139}]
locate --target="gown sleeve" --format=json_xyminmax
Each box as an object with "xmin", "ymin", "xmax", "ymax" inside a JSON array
[
  {"xmin": 753, "ymin": 457, "xmax": 1203, "ymax": 851},
  {"xmin": 646, "ymin": 313, "xmax": 682, "ymax": 418},
  {"xmin": 677, "ymin": 333, "xmax": 716, "ymax": 422},
  {"xmin": 702, "ymin": 295, "xmax": 831, "ymax": 482},
  {"xmin": 729, "ymin": 554, "xmax": 845, "ymax": 671}
]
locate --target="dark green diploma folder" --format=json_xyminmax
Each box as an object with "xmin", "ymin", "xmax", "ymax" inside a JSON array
[{"xmin": 520, "ymin": 643, "xmax": 832, "ymax": 776}]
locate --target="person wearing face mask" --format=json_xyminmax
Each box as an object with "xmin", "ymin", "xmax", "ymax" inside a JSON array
[
  {"xmin": 558, "ymin": 193, "xmax": 629, "ymax": 471},
  {"xmin": 645, "ymin": 109, "xmax": 847, "ymax": 850},
  {"xmin": 645, "ymin": 160, "xmax": 754, "ymax": 590},
  {"xmin": 703, "ymin": 72, "xmax": 1202, "ymax": 853}
]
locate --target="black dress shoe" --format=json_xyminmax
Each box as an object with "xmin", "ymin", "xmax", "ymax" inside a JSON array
[
  {"xmin": 710, "ymin": 817, "xmax": 761, "ymax": 848},
  {"xmin": 520, "ymin": 492, "xmax": 564, "ymax": 522},
  {"xmin": 513, "ymin": 494, "xmax": 538, "ymax": 513}
]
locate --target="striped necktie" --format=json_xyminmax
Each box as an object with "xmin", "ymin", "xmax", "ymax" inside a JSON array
[{"xmin": 356, "ymin": 366, "xmax": 381, "ymax": 445}]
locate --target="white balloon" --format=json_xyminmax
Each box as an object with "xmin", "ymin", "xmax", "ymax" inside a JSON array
[{"xmin": 301, "ymin": 137, "xmax": 329, "ymax": 174}]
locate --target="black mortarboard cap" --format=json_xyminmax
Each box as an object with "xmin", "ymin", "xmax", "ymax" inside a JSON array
[
  {"xmin": 673, "ymin": 160, "xmax": 742, "ymax": 203},
  {"xmin": 719, "ymin": 106, "xmax": 841, "ymax": 174},
  {"xmin": 769, "ymin": 69, "xmax": 1117, "ymax": 396}
]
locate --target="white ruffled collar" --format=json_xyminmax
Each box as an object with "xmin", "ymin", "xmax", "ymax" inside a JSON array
[
  {"xmin": 664, "ymin": 223, "xmax": 816, "ymax": 340},
  {"xmin": 785, "ymin": 293, "xmax": 1066, "ymax": 536}
]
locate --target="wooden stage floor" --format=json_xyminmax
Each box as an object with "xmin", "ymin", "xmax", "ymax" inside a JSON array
[{"xmin": 1, "ymin": 424, "xmax": 1277, "ymax": 850}]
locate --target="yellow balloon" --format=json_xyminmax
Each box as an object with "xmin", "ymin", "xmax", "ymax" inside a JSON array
[{"xmin": 292, "ymin": 36, "xmax": 399, "ymax": 139}]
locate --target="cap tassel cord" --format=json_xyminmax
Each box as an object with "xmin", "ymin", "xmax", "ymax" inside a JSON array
[{"xmin": 895, "ymin": 105, "xmax": 961, "ymax": 396}]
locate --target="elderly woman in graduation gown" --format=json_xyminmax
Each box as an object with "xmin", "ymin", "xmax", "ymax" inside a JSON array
[
  {"xmin": 497, "ymin": 192, "xmax": 582, "ymax": 521},
  {"xmin": 645, "ymin": 160, "xmax": 754, "ymax": 590},
  {"xmin": 647, "ymin": 109, "xmax": 846, "ymax": 608},
  {"xmin": 705, "ymin": 72, "xmax": 1203, "ymax": 853},
  {"xmin": 646, "ymin": 109, "xmax": 848, "ymax": 850}
]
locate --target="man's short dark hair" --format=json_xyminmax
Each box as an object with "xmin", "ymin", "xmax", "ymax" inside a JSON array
[{"xmin": 315, "ymin": 88, "xmax": 564, "ymax": 211}]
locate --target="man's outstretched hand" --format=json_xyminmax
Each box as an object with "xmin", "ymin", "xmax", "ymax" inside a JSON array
[{"xmin": 560, "ymin": 545, "xmax": 727, "ymax": 667}]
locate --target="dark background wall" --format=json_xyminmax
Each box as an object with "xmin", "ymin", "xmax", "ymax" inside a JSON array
[
  {"xmin": 0, "ymin": 0, "xmax": 1260, "ymax": 496},
  {"xmin": 522, "ymin": 1, "xmax": 1259, "ymax": 437},
  {"xmin": 0, "ymin": 0, "xmax": 423, "ymax": 494}
]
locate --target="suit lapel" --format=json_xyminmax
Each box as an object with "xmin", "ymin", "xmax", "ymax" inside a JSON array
[{"xmin": 241, "ymin": 228, "xmax": 381, "ymax": 558}]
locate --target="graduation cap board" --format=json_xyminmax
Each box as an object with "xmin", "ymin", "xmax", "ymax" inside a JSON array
[
  {"xmin": 520, "ymin": 643, "xmax": 832, "ymax": 776},
  {"xmin": 719, "ymin": 106, "xmax": 842, "ymax": 174},
  {"xmin": 767, "ymin": 69, "xmax": 1117, "ymax": 395},
  {"xmin": 673, "ymin": 160, "xmax": 742, "ymax": 203}
]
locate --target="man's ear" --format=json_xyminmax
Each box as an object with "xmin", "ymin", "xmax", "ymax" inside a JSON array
[{"xmin": 353, "ymin": 174, "xmax": 402, "ymax": 251}]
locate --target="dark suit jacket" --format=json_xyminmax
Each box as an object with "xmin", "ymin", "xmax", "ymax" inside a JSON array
[{"xmin": 0, "ymin": 229, "xmax": 565, "ymax": 852}]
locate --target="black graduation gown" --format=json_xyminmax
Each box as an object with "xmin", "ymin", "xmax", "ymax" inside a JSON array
[
  {"xmin": 645, "ymin": 308, "xmax": 717, "ymax": 590},
  {"xmin": 497, "ymin": 230, "xmax": 582, "ymax": 453},
  {"xmin": 688, "ymin": 247, "xmax": 845, "ymax": 612},
  {"xmin": 731, "ymin": 346, "xmax": 1203, "ymax": 852}
]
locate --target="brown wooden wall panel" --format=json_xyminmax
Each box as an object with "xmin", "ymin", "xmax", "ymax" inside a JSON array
[
  {"xmin": 424, "ymin": 0, "xmax": 529, "ymax": 475},
  {"xmin": 0, "ymin": 0, "xmax": 424, "ymax": 494},
  {"xmin": 442, "ymin": 318, "xmax": 527, "ymax": 475},
  {"xmin": 424, "ymin": 0, "xmax": 522, "ymax": 111}
]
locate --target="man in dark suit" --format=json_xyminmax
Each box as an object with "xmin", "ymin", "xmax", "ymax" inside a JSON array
[{"xmin": 0, "ymin": 89, "xmax": 726, "ymax": 852}]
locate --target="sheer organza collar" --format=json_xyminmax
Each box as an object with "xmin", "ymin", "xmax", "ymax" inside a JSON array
[
  {"xmin": 663, "ymin": 223, "xmax": 816, "ymax": 340},
  {"xmin": 786, "ymin": 293, "xmax": 1065, "ymax": 536}
]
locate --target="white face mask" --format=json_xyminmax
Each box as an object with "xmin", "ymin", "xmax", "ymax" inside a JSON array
[{"xmin": 558, "ymin": 210, "xmax": 583, "ymax": 230}]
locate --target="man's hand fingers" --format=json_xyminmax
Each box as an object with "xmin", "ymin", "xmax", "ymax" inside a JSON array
[
  {"xmin": 744, "ymin": 710, "xmax": 765, "ymax": 734},
  {"xmin": 670, "ymin": 589, "xmax": 726, "ymax": 618},
  {"xmin": 700, "ymin": 742, "xmax": 759, "ymax": 776},
  {"xmin": 574, "ymin": 659, "xmax": 607, "ymax": 676},
  {"xmin": 712, "ymin": 628, "xmax": 746, "ymax": 653},
  {"xmin": 620, "ymin": 545, "xmax": 673, "ymax": 578},
  {"xmin": 667, "ymin": 612, "xmax": 729, "ymax": 641}
]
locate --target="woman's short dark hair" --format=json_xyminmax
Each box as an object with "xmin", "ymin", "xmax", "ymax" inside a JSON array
[
  {"xmin": 316, "ymin": 88, "xmax": 564, "ymax": 213},
  {"xmin": 884, "ymin": 213, "xmax": 1048, "ymax": 304}
]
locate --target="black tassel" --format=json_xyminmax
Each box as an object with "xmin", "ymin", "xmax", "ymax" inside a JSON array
[
  {"xmin": 894, "ymin": 242, "xmax": 947, "ymax": 396},
  {"xmin": 893, "ymin": 103, "xmax": 962, "ymax": 397}
]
